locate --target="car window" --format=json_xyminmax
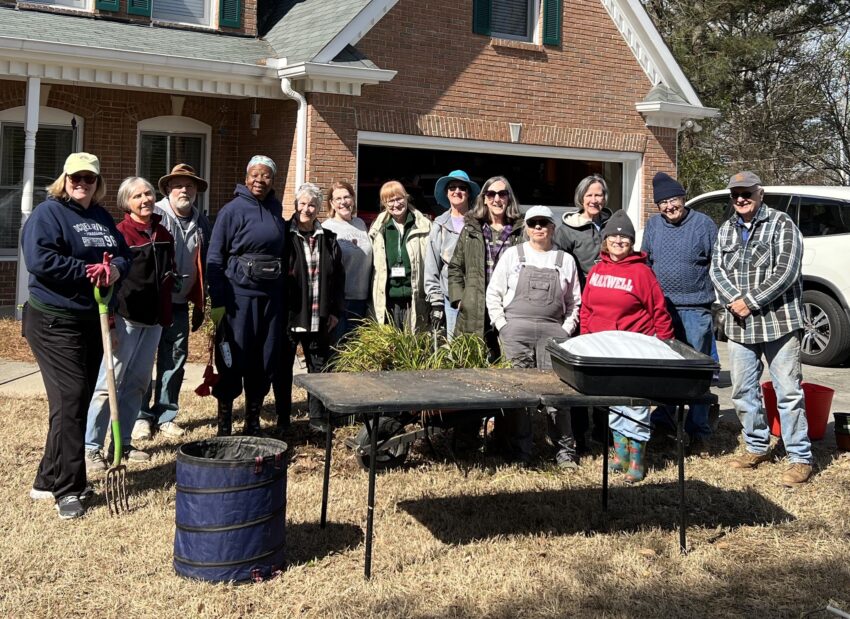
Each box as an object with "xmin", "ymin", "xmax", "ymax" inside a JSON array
[
  {"xmin": 688, "ymin": 196, "xmax": 729, "ymax": 226},
  {"xmin": 797, "ymin": 196, "xmax": 850, "ymax": 237}
]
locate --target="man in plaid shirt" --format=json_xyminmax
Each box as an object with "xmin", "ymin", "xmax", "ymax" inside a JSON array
[{"xmin": 710, "ymin": 171, "xmax": 812, "ymax": 486}]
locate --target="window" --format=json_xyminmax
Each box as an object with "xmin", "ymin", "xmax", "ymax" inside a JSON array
[
  {"xmin": 0, "ymin": 124, "xmax": 74, "ymax": 255},
  {"xmin": 152, "ymin": 0, "xmax": 211, "ymax": 27},
  {"xmin": 139, "ymin": 132, "xmax": 206, "ymax": 212},
  {"xmin": 28, "ymin": 0, "xmax": 88, "ymax": 10},
  {"xmin": 797, "ymin": 196, "xmax": 850, "ymax": 237},
  {"xmin": 473, "ymin": 0, "xmax": 561, "ymax": 45},
  {"xmin": 137, "ymin": 116, "xmax": 210, "ymax": 214}
]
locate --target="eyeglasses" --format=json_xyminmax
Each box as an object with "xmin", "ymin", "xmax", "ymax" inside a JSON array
[
  {"xmin": 607, "ymin": 234, "xmax": 632, "ymax": 241},
  {"xmin": 484, "ymin": 190, "xmax": 510, "ymax": 200},
  {"xmin": 730, "ymin": 191, "xmax": 753, "ymax": 200},
  {"xmin": 657, "ymin": 197, "xmax": 682, "ymax": 208},
  {"xmin": 386, "ymin": 196, "xmax": 406, "ymax": 205},
  {"xmin": 526, "ymin": 218, "xmax": 551, "ymax": 228},
  {"xmin": 446, "ymin": 184, "xmax": 468, "ymax": 192},
  {"xmin": 332, "ymin": 195, "xmax": 353, "ymax": 203},
  {"xmin": 68, "ymin": 173, "xmax": 97, "ymax": 185}
]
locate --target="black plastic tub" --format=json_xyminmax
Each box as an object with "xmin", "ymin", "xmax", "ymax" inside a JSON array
[
  {"xmin": 174, "ymin": 437, "xmax": 288, "ymax": 583},
  {"xmin": 546, "ymin": 337, "xmax": 718, "ymax": 400}
]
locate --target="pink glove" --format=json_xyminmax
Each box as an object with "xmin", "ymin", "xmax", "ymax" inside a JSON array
[{"xmin": 86, "ymin": 252, "xmax": 114, "ymax": 287}]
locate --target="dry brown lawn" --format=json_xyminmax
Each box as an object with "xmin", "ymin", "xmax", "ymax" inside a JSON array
[
  {"xmin": 1, "ymin": 381, "xmax": 849, "ymax": 618},
  {"xmin": 2, "ymin": 315, "xmax": 848, "ymax": 615}
]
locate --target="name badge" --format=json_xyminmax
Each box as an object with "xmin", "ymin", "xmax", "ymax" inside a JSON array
[{"xmin": 391, "ymin": 265, "xmax": 406, "ymax": 278}]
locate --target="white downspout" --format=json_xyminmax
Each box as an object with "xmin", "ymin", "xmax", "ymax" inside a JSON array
[
  {"xmin": 280, "ymin": 77, "xmax": 307, "ymax": 189},
  {"xmin": 15, "ymin": 77, "xmax": 41, "ymax": 320}
]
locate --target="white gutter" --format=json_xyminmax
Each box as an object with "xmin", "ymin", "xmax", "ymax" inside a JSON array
[{"xmin": 280, "ymin": 77, "xmax": 307, "ymax": 189}]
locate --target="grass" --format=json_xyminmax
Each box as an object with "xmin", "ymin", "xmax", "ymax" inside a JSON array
[{"xmin": 2, "ymin": 318, "xmax": 849, "ymax": 617}]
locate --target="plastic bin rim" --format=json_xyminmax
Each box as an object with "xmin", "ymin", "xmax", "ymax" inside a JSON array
[
  {"xmin": 545, "ymin": 338, "xmax": 719, "ymax": 370},
  {"xmin": 177, "ymin": 438, "xmax": 288, "ymax": 467}
]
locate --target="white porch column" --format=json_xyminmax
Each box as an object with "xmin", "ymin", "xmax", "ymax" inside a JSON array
[{"xmin": 15, "ymin": 77, "xmax": 41, "ymax": 320}]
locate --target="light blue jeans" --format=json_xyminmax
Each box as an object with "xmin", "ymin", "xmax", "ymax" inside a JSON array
[
  {"xmin": 610, "ymin": 406, "xmax": 651, "ymax": 442},
  {"xmin": 728, "ymin": 331, "xmax": 812, "ymax": 464},
  {"xmin": 139, "ymin": 304, "xmax": 189, "ymax": 426},
  {"xmin": 444, "ymin": 296, "xmax": 459, "ymax": 341},
  {"xmin": 652, "ymin": 305, "xmax": 714, "ymax": 438},
  {"xmin": 85, "ymin": 315, "xmax": 162, "ymax": 451}
]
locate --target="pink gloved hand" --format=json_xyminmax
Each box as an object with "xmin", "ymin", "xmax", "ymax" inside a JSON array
[{"xmin": 86, "ymin": 252, "xmax": 115, "ymax": 287}]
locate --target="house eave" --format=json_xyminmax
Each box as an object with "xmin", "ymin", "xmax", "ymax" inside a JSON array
[
  {"xmin": 276, "ymin": 61, "xmax": 396, "ymax": 96},
  {"xmin": 0, "ymin": 36, "xmax": 282, "ymax": 98},
  {"xmin": 635, "ymin": 101, "xmax": 719, "ymax": 130}
]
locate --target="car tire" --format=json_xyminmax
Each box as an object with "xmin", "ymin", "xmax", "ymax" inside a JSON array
[{"xmin": 801, "ymin": 290, "xmax": 850, "ymax": 366}]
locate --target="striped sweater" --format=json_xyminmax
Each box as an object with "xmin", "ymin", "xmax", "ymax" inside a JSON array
[{"xmin": 710, "ymin": 204, "xmax": 804, "ymax": 344}]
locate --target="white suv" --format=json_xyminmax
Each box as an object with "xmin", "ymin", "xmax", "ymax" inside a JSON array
[{"xmin": 686, "ymin": 186, "xmax": 850, "ymax": 367}]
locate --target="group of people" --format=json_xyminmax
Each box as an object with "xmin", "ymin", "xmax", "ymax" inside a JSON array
[{"xmin": 21, "ymin": 150, "xmax": 814, "ymax": 520}]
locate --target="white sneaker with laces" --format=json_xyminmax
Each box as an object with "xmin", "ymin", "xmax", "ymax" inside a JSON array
[
  {"xmin": 131, "ymin": 419, "xmax": 153, "ymax": 441},
  {"xmin": 158, "ymin": 421, "xmax": 185, "ymax": 438}
]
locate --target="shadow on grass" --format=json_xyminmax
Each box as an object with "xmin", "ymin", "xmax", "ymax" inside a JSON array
[
  {"xmin": 398, "ymin": 480, "xmax": 793, "ymax": 544},
  {"xmin": 286, "ymin": 521, "xmax": 364, "ymax": 567}
]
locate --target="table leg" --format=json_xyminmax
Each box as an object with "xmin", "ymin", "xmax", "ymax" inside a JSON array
[
  {"xmin": 677, "ymin": 403, "xmax": 687, "ymax": 553},
  {"xmin": 364, "ymin": 411, "xmax": 380, "ymax": 579},
  {"xmin": 602, "ymin": 407, "xmax": 609, "ymax": 527},
  {"xmin": 320, "ymin": 413, "xmax": 333, "ymax": 529}
]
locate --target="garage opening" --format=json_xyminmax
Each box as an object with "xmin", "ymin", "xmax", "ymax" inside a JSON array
[{"xmin": 356, "ymin": 144, "xmax": 624, "ymax": 224}]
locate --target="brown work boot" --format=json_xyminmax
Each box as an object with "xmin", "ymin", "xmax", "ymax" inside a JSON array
[
  {"xmin": 781, "ymin": 463, "xmax": 812, "ymax": 487},
  {"xmin": 729, "ymin": 450, "xmax": 771, "ymax": 469}
]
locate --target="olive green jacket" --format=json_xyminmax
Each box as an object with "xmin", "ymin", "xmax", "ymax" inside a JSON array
[{"xmin": 447, "ymin": 218, "xmax": 524, "ymax": 337}]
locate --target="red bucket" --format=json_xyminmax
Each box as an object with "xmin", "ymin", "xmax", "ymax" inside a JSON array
[{"xmin": 761, "ymin": 381, "xmax": 834, "ymax": 440}]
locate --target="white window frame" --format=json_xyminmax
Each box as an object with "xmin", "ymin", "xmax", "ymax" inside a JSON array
[
  {"xmin": 491, "ymin": 0, "xmax": 540, "ymax": 43},
  {"xmin": 151, "ymin": 0, "xmax": 219, "ymax": 29},
  {"xmin": 25, "ymin": 0, "xmax": 92, "ymax": 11},
  {"xmin": 0, "ymin": 107, "xmax": 82, "ymax": 260},
  {"xmin": 137, "ymin": 116, "xmax": 212, "ymax": 214}
]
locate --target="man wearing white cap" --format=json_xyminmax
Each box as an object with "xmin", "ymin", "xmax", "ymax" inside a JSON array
[
  {"xmin": 710, "ymin": 171, "xmax": 812, "ymax": 486},
  {"xmin": 486, "ymin": 206, "xmax": 582, "ymax": 467}
]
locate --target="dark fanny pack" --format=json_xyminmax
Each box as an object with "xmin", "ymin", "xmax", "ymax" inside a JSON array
[{"xmin": 237, "ymin": 254, "xmax": 282, "ymax": 281}]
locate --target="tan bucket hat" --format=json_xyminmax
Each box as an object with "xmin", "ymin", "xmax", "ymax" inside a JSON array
[{"xmin": 158, "ymin": 163, "xmax": 208, "ymax": 195}]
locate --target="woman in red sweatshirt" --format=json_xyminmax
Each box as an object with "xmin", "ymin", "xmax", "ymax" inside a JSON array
[{"xmin": 580, "ymin": 210, "xmax": 673, "ymax": 482}]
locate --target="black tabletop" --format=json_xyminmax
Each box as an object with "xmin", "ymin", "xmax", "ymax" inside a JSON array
[{"xmin": 293, "ymin": 368, "xmax": 689, "ymax": 416}]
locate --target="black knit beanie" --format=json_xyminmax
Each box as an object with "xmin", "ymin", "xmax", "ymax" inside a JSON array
[
  {"xmin": 602, "ymin": 209, "xmax": 636, "ymax": 241},
  {"xmin": 652, "ymin": 172, "xmax": 686, "ymax": 203}
]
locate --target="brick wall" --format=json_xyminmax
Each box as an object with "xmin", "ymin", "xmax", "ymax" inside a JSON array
[
  {"xmin": 0, "ymin": 79, "xmax": 296, "ymax": 303},
  {"xmin": 307, "ymin": 0, "xmax": 677, "ymax": 216}
]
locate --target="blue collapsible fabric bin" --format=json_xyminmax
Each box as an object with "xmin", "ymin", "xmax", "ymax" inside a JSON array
[{"xmin": 174, "ymin": 436, "xmax": 288, "ymax": 583}]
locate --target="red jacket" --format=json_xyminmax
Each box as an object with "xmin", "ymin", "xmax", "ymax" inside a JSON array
[
  {"xmin": 580, "ymin": 250, "xmax": 673, "ymax": 339},
  {"xmin": 116, "ymin": 213, "xmax": 176, "ymax": 327}
]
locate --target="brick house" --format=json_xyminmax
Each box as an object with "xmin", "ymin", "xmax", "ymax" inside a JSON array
[{"xmin": 0, "ymin": 0, "xmax": 715, "ymax": 310}]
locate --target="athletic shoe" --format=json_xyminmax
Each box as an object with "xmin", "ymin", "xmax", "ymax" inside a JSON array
[
  {"xmin": 55, "ymin": 496, "xmax": 85, "ymax": 520},
  {"xmin": 85, "ymin": 449, "xmax": 107, "ymax": 473},
  {"xmin": 131, "ymin": 419, "xmax": 152, "ymax": 441},
  {"xmin": 123, "ymin": 445, "xmax": 150, "ymax": 462},
  {"xmin": 30, "ymin": 487, "xmax": 53, "ymax": 501},
  {"xmin": 157, "ymin": 421, "xmax": 185, "ymax": 438}
]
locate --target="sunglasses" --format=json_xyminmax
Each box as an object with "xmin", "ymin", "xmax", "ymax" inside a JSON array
[
  {"xmin": 730, "ymin": 191, "xmax": 753, "ymax": 200},
  {"xmin": 484, "ymin": 190, "xmax": 510, "ymax": 199},
  {"xmin": 446, "ymin": 184, "xmax": 468, "ymax": 192},
  {"xmin": 526, "ymin": 218, "xmax": 551, "ymax": 228},
  {"xmin": 68, "ymin": 173, "xmax": 98, "ymax": 185}
]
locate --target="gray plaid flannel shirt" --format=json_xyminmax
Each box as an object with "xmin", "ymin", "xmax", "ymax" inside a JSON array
[{"xmin": 710, "ymin": 205, "xmax": 804, "ymax": 344}]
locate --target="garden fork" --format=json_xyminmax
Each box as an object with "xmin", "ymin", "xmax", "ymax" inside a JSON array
[{"xmin": 95, "ymin": 283, "xmax": 129, "ymax": 516}]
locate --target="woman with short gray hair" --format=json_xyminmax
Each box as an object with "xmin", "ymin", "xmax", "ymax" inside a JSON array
[
  {"xmin": 84, "ymin": 176, "xmax": 176, "ymax": 473},
  {"xmin": 274, "ymin": 182, "xmax": 344, "ymax": 433}
]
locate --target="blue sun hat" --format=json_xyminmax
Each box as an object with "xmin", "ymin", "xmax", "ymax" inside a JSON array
[{"xmin": 434, "ymin": 170, "xmax": 481, "ymax": 210}]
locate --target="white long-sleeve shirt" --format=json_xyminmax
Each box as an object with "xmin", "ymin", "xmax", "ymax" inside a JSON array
[{"xmin": 485, "ymin": 242, "xmax": 581, "ymax": 334}]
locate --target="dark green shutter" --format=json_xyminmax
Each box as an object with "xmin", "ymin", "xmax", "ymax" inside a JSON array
[
  {"xmin": 472, "ymin": 0, "xmax": 491, "ymax": 35},
  {"xmin": 95, "ymin": 0, "xmax": 119, "ymax": 11},
  {"xmin": 219, "ymin": 0, "xmax": 241, "ymax": 28},
  {"xmin": 127, "ymin": 0, "xmax": 151, "ymax": 16},
  {"xmin": 542, "ymin": 0, "xmax": 562, "ymax": 46}
]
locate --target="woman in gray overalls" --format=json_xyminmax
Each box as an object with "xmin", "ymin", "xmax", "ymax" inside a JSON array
[{"xmin": 485, "ymin": 206, "xmax": 582, "ymax": 467}]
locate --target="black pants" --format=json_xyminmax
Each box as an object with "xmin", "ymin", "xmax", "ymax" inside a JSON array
[
  {"xmin": 23, "ymin": 303, "xmax": 102, "ymax": 499},
  {"xmin": 274, "ymin": 330, "xmax": 330, "ymax": 422}
]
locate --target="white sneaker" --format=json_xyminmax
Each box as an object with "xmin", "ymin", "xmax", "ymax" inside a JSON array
[
  {"xmin": 30, "ymin": 487, "xmax": 53, "ymax": 501},
  {"xmin": 158, "ymin": 421, "xmax": 185, "ymax": 438},
  {"xmin": 131, "ymin": 419, "xmax": 152, "ymax": 441}
]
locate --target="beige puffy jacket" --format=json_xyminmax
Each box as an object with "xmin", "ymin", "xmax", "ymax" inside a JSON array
[{"xmin": 369, "ymin": 208, "xmax": 432, "ymax": 332}]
